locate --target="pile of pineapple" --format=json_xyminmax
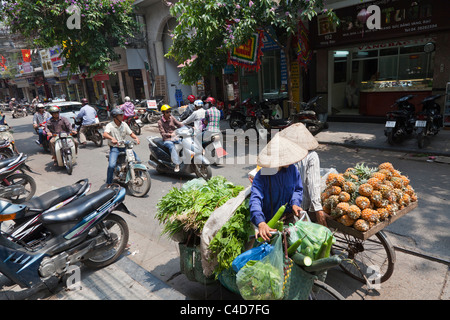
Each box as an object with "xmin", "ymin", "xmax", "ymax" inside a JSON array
[{"xmin": 321, "ymin": 162, "xmax": 418, "ymax": 232}]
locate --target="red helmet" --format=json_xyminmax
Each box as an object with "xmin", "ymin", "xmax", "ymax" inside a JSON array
[
  {"xmin": 187, "ymin": 95, "xmax": 196, "ymax": 103},
  {"xmin": 206, "ymin": 97, "xmax": 216, "ymax": 105}
]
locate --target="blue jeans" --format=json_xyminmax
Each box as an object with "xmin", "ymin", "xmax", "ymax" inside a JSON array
[
  {"xmin": 107, "ymin": 146, "xmax": 140, "ymax": 184},
  {"xmin": 38, "ymin": 128, "xmax": 45, "ymax": 145},
  {"xmin": 163, "ymin": 140, "xmax": 182, "ymax": 165}
]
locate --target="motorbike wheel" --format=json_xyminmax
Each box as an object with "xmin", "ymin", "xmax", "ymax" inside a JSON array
[
  {"xmin": 82, "ymin": 213, "xmax": 129, "ymax": 269},
  {"xmin": 97, "ymin": 109, "xmax": 108, "ymax": 121},
  {"xmin": 417, "ymin": 131, "xmax": 425, "ymax": 149},
  {"xmin": 229, "ymin": 115, "xmax": 245, "ymax": 129},
  {"xmin": 1, "ymin": 173, "xmax": 36, "ymax": 203},
  {"xmin": 63, "ymin": 153, "xmax": 73, "ymax": 175},
  {"xmin": 92, "ymin": 131, "xmax": 104, "ymax": 147},
  {"xmin": 147, "ymin": 113, "xmax": 160, "ymax": 124},
  {"xmin": 0, "ymin": 148, "xmax": 14, "ymax": 160},
  {"xmin": 193, "ymin": 164, "xmax": 212, "ymax": 180},
  {"xmin": 387, "ymin": 129, "xmax": 397, "ymax": 145},
  {"xmin": 127, "ymin": 168, "xmax": 151, "ymax": 197},
  {"xmin": 130, "ymin": 121, "xmax": 141, "ymax": 136}
]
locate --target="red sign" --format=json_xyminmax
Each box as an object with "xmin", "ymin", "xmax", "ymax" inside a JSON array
[{"xmin": 93, "ymin": 73, "xmax": 109, "ymax": 81}]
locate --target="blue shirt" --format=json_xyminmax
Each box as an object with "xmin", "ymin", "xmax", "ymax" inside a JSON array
[
  {"xmin": 249, "ymin": 164, "xmax": 303, "ymax": 227},
  {"xmin": 76, "ymin": 105, "xmax": 97, "ymax": 125}
]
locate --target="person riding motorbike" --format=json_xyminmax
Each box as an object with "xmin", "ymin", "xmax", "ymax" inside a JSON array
[
  {"xmin": 120, "ymin": 96, "xmax": 136, "ymax": 121},
  {"xmin": 32, "ymin": 103, "xmax": 51, "ymax": 146},
  {"xmin": 9, "ymin": 98, "xmax": 17, "ymax": 111},
  {"xmin": 45, "ymin": 106, "xmax": 78, "ymax": 165},
  {"xmin": 75, "ymin": 98, "xmax": 98, "ymax": 147},
  {"xmin": 203, "ymin": 97, "xmax": 221, "ymax": 142},
  {"xmin": 157, "ymin": 104, "xmax": 184, "ymax": 172},
  {"xmin": 182, "ymin": 99, "xmax": 205, "ymax": 132},
  {"xmin": 103, "ymin": 108, "xmax": 140, "ymax": 188},
  {"xmin": 180, "ymin": 94, "xmax": 196, "ymax": 120}
]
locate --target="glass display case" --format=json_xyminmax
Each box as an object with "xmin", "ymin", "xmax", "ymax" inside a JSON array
[{"xmin": 360, "ymin": 78, "xmax": 433, "ymax": 92}]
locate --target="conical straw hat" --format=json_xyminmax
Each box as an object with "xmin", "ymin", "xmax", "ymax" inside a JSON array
[
  {"xmin": 278, "ymin": 123, "xmax": 319, "ymax": 150},
  {"xmin": 257, "ymin": 134, "xmax": 308, "ymax": 168}
]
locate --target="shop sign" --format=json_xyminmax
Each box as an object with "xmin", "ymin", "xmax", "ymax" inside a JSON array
[
  {"xmin": 228, "ymin": 31, "xmax": 264, "ymax": 71},
  {"xmin": 40, "ymin": 49, "xmax": 56, "ymax": 78},
  {"xmin": 93, "ymin": 73, "xmax": 110, "ymax": 81},
  {"xmin": 311, "ymin": 0, "xmax": 450, "ymax": 48}
]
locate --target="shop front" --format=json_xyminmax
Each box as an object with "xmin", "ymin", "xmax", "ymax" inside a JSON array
[{"xmin": 310, "ymin": 0, "xmax": 450, "ymax": 117}]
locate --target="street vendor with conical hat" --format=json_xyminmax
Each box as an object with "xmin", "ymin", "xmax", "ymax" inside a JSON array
[
  {"xmin": 249, "ymin": 134, "xmax": 308, "ymax": 241},
  {"xmin": 279, "ymin": 123, "xmax": 328, "ymax": 226}
]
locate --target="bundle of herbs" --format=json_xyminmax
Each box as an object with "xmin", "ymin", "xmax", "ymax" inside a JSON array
[{"xmin": 156, "ymin": 176, "xmax": 244, "ymax": 241}]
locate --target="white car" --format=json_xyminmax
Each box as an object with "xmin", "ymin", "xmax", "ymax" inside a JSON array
[{"xmin": 44, "ymin": 100, "xmax": 83, "ymax": 128}]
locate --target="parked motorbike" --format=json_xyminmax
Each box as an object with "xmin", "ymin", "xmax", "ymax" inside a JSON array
[
  {"xmin": 255, "ymin": 108, "xmax": 292, "ymax": 141},
  {"xmin": 384, "ymin": 94, "xmax": 416, "ymax": 145},
  {"xmin": 106, "ymin": 140, "xmax": 151, "ymax": 197},
  {"xmin": 125, "ymin": 114, "xmax": 143, "ymax": 136},
  {"xmin": 12, "ymin": 105, "xmax": 27, "ymax": 118},
  {"xmin": 140, "ymin": 99, "xmax": 162, "ymax": 124},
  {"xmin": 0, "ymin": 153, "xmax": 36, "ymax": 203},
  {"xmin": 147, "ymin": 126, "xmax": 212, "ymax": 180},
  {"xmin": 53, "ymin": 132, "xmax": 77, "ymax": 175},
  {"xmin": 74, "ymin": 118, "xmax": 104, "ymax": 147},
  {"xmin": 414, "ymin": 94, "xmax": 443, "ymax": 149},
  {"xmin": 0, "ymin": 186, "xmax": 133, "ymax": 289},
  {"xmin": 2, "ymin": 179, "xmax": 91, "ymax": 243},
  {"xmin": 290, "ymin": 96, "xmax": 328, "ymax": 136},
  {"xmin": 0, "ymin": 125, "xmax": 17, "ymax": 159},
  {"xmin": 228, "ymin": 97, "xmax": 260, "ymax": 130}
]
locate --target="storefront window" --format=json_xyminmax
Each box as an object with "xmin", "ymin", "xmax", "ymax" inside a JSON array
[
  {"xmin": 262, "ymin": 50, "xmax": 281, "ymax": 98},
  {"xmin": 333, "ymin": 51, "xmax": 348, "ymax": 83}
]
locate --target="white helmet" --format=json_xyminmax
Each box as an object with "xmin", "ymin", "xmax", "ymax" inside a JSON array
[
  {"xmin": 194, "ymin": 100, "xmax": 203, "ymax": 108},
  {"xmin": 124, "ymin": 96, "xmax": 131, "ymax": 102}
]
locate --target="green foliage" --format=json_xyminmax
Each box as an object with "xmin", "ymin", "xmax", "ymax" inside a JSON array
[
  {"xmin": 1, "ymin": 0, "xmax": 140, "ymax": 75},
  {"xmin": 166, "ymin": 0, "xmax": 339, "ymax": 84}
]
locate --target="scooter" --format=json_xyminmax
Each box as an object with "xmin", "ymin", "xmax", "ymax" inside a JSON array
[
  {"xmin": 2, "ymin": 179, "xmax": 91, "ymax": 243},
  {"xmin": 12, "ymin": 105, "xmax": 27, "ymax": 118},
  {"xmin": 384, "ymin": 94, "xmax": 416, "ymax": 145},
  {"xmin": 0, "ymin": 153, "xmax": 36, "ymax": 203},
  {"xmin": 0, "ymin": 186, "xmax": 133, "ymax": 289},
  {"xmin": 35, "ymin": 121, "xmax": 50, "ymax": 153},
  {"xmin": 255, "ymin": 108, "xmax": 292, "ymax": 141},
  {"xmin": 125, "ymin": 114, "xmax": 143, "ymax": 136},
  {"xmin": 54, "ymin": 132, "xmax": 77, "ymax": 175},
  {"xmin": 147, "ymin": 126, "xmax": 212, "ymax": 180},
  {"xmin": 201, "ymin": 131, "xmax": 227, "ymax": 166},
  {"xmin": 228, "ymin": 97, "xmax": 260, "ymax": 130},
  {"xmin": 106, "ymin": 140, "xmax": 151, "ymax": 197},
  {"xmin": 414, "ymin": 94, "xmax": 443, "ymax": 148},
  {"xmin": 0, "ymin": 125, "xmax": 17, "ymax": 159},
  {"xmin": 290, "ymin": 96, "xmax": 327, "ymax": 135},
  {"xmin": 74, "ymin": 118, "xmax": 103, "ymax": 147}
]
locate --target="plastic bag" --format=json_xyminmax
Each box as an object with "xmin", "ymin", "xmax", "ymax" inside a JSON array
[
  {"xmin": 320, "ymin": 167, "xmax": 338, "ymax": 192},
  {"xmin": 287, "ymin": 220, "xmax": 334, "ymax": 258},
  {"xmin": 236, "ymin": 235, "xmax": 284, "ymax": 300},
  {"xmin": 231, "ymin": 243, "xmax": 273, "ymax": 273},
  {"xmin": 181, "ymin": 178, "xmax": 207, "ymax": 191}
]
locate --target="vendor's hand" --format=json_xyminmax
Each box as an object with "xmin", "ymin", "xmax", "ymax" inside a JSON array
[
  {"xmin": 257, "ymin": 222, "xmax": 276, "ymax": 242},
  {"xmin": 292, "ymin": 205, "xmax": 303, "ymax": 217},
  {"xmin": 316, "ymin": 210, "xmax": 329, "ymax": 227}
]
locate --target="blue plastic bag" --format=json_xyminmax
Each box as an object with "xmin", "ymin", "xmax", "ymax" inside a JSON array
[{"xmin": 232, "ymin": 243, "xmax": 273, "ymax": 273}]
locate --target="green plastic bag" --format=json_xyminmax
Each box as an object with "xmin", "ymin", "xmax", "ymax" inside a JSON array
[{"xmin": 236, "ymin": 235, "xmax": 284, "ymax": 300}]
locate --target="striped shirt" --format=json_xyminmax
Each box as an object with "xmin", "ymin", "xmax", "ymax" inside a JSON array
[
  {"xmin": 295, "ymin": 151, "xmax": 323, "ymax": 212},
  {"xmin": 204, "ymin": 107, "xmax": 221, "ymax": 132}
]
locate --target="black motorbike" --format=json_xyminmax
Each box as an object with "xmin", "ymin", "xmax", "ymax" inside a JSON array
[
  {"xmin": 74, "ymin": 118, "xmax": 104, "ymax": 147},
  {"xmin": 0, "ymin": 153, "xmax": 36, "ymax": 203},
  {"xmin": 147, "ymin": 126, "xmax": 212, "ymax": 180},
  {"xmin": 2, "ymin": 179, "xmax": 91, "ymax": 243},
  {"xmin": 290, "ymin": 96, "xmax": 328, "ymax": 135},
  {"xmin": 0, "ymin": 186, "xmax": 133, "ymax": 289},
  {"xmin": 414, "ymin": 94, "xmax": 443, "ymax": 149},
  {"xmin": 384, "ymin": 94, "xmax": 416, "ymax": 145}
]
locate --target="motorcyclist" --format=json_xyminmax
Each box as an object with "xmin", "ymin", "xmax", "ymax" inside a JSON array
[
  {"xmin": 182, "ymin": 99, "xmax": 205, "ymax": 132},
  {"xmin": 9, "ymin": 98, "xmax": 17, "ymax": 112},
  {"xmin": 120, "ymin": 96, "xmax": 136, "ymax": 121},
  {"xmin": 75, "ymin": 98, "xmax": 98, "ymax": 147},
  {"xmin": 204, "ymin": 97, "xmax": 221, "ymax": 134},
  {"xmin": 103, "ymin": 108, "xmax": 140, "ymax": 187},
  {"xmin": 180, "ymin": 94, "xmax": 196, "ymax": 121},
  {"xmin": 32, "ymin": 103, "xmax": 51, "ymax": 146},
  {"xmin": 157, "ymin": 104, "xmax": 184, "ymax": 172},
  {"xmin": 45, "ymin": 106, "xmax": 78, "ymax": 165}
]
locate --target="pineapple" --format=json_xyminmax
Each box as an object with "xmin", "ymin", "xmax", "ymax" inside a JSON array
[
  {"xmin": 370, "ymin": 172, "xmax": 386, "ymax": 182},
  {"xmin": 358, "ymin": 183, "xmax": 373, "ymax": 197},
  {"xmin": 410, "ymin": 193, "xmax": 418, "ymax": 202},
  {"xmin": 343, "ymin": 171, "xmax": 359, "ymax": 182},
  {"xmin": 325, "ymin": 185, "xmax": 342, "ymax": 196},
  {"xmin": 353, "ymin": 219, "xmax": 370, "ymax": 232},
  {"xmin": 391, "ymin": 169, "xmax": 402, "ymax": 178},
  {"xmin": 355, "ymin": 196, "xmax": 371, "ymax": 210},
  {"xmin": 321, "ymin": 191, "xmax": 329, "ymax": 203},
  {"xmin": 326, "ymin": 172, "xmax": 339, "ymax": 185},
  {"xmin": 393, "ymin": 188, "xmax": 404, "ymax": 201},
  {"xmin": 367, "ymin": 177, "xmax": 382, "ymax": 190},
  {"xmin": 323, "ymin": 195, "xmax": 339, "ymax": 214},
  {"xmin": 399, "ymin": 193, "xmax": 411, "ymax": 207},
  {"xmin": 347, "ymin": 204, "xmax": 361, "ymax": 220},
  {"xmin": 370, "ymin": 191, "xmax": 383, "ymax": 207},
  {"xmin": 386, "ymin": 203, "xmax": 398, "ymax": 216},
  {"xmin": 333, "ymin": 202, "xmax": 350, "ymax": 218},
  {"xmin": 361, "ymin": 208, "xmax": 380, "ymax": 223},
  {"xmin": 405, "ymin": 185, "xmax": 415, "ymax": 197},
  {"xmin": 337, "ymin": 214, "xmax": 356, "ymax": 227},
  {"xmin": 378, "ymin": 162, "xmax": 394, "ymax": 172},
  {"xmin": 378, "ymin": 169, "xmax": 393, "ymax": 180},
  {"xmin": 327, "ymin": 173, "xmax": 345, "ymax": 187},
  {"xmin": 338, "ymin": 191, "xmax": 351, "ymax": 202},
  {"xmin": 400, "ymin": 175, "xmax": 410, "ymax": 186},
  {"xmin": 353, "ymin": 163, "xmax": 377, "ymax": 180},
  {"xmin": 342, "ymin": 181, "xmax": 357, "ymax": 194},
  {"xmin": 391, "ymin": 177, "xmax": 404, "ymax": 189},
  {"xmin": 383, "ymin": 190, "xmax": 397, "ymax": 203},
  {"xmin": 377, "ymin": 208, "xmax": 389, "ymax": 221}
]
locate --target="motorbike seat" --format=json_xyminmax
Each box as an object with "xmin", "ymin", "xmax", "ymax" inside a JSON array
[
  {"xmin": 298, "ymin": 110, "xmax": 316, "ymax": 116},
  {"xmin": 39, "ymin": 188, "xmax": 116, "ymax": 235},
  {"xmin": 21, "ymin": 179, "xmax": 89, "ymax": 216},
  {"xmin": 268, "ymin": 119, "xmax": 290, "ymax": 127},
  {"xmin": 152, "ymin": 137, "xmax": 170, "ymax": 152},
  {"xmin": 0, "ymin": 155, "xmax": 20, "ymax": 169}
]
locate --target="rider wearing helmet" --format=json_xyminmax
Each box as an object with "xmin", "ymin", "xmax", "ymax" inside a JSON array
[
  {"xmin": 103, "ymin": 107, "xmax": 140, "ymax": 187},
  {"xmin": 45, "ymin": 105, "xmax": 77, "ymax": 164},
  {"xmin": 157, "ymin": 104, "xmax": 184, "ymax": 172},
  {"xmin": 120, "ymin": 96, "xmax": 136, "ymax": 121},
  {"xmin": 76, "ymin": 98, "xmax": 98, "ymax": 147},
  {"xmin": 180, "ymin": 94, "xmax": 196, "ymax": 121},
  {"xmin": 182, "ymin": 99, "xmax": 205, "ymax": 132},
  {"xmin": 32, "ymin": 103, "xmax": 51, "ymax": 146},
  {"xmin": 204, "ymin": 97, "xmax": 221, "ymax": 133}
]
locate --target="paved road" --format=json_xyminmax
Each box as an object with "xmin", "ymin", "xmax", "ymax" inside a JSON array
[{"xmin": 0, "ymin": 113, "xmax": 448, "ymax": 301}]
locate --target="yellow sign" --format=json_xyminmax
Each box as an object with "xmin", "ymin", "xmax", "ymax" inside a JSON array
[{"xmin": 290, "ymin": 61, "xmax": 300, "ymax": 111}]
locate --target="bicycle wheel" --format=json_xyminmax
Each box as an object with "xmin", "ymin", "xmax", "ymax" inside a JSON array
[
  {"xmin": 309, "ymin": 280, "xmax": 345, "ymax": 300},
  {"xmin": 332, "ymin": 231, "xmax": 395, "ymax": 285}
]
